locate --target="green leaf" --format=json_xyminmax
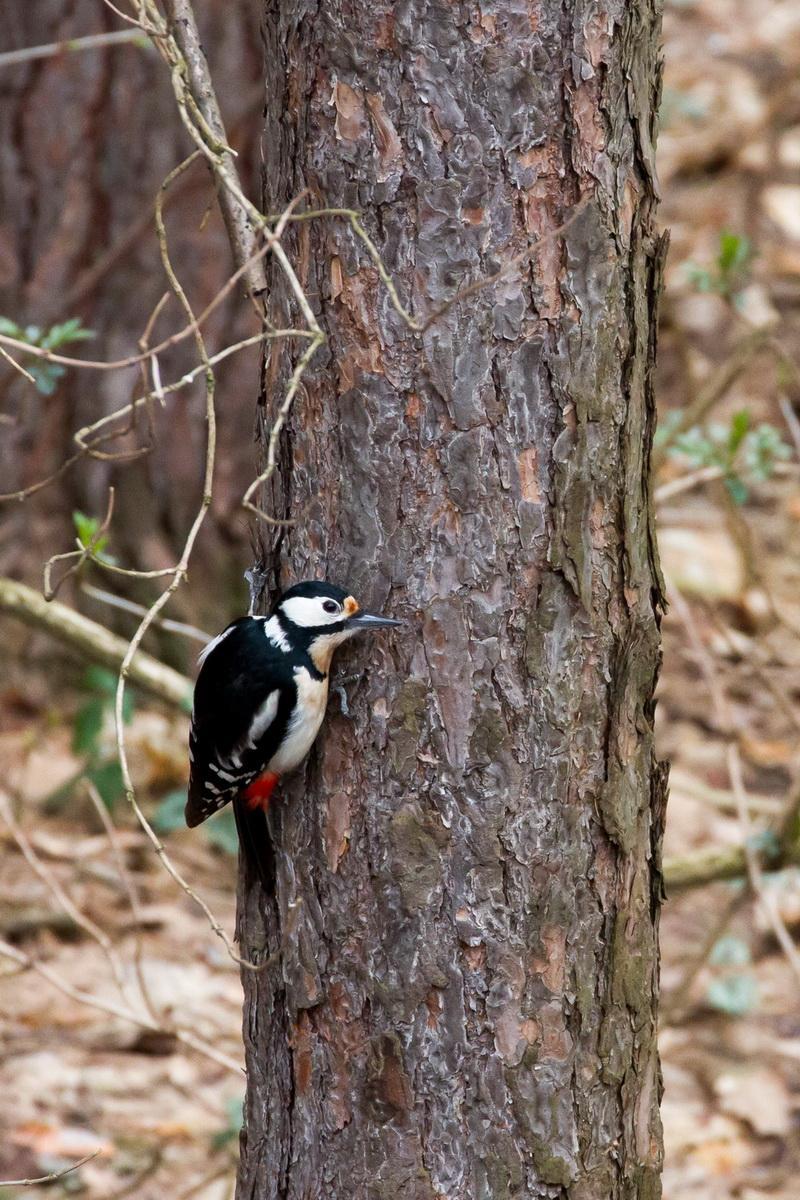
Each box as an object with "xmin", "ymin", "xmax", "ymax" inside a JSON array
[
  {"xmin": 152, "ymin": 789, "xmax": 187, "ymax": 834},
  {"xmin": 718, "ymin": 230, "xmax": 751, "ymax": 277},
  {"xmin": 0, "ymin": 316, "xmax": 22, "ymax": 337},
  {"xmin": 707, "ymin": 974, "xmax": 758, "ymax": 1016},
  {"xmin": 684, "ymin": 231, "xmax": 752, "ymax": 299},
  {"xmin": 73, "ymin": 510, "xmax": 99, "ymax": 547},
  {"xmin": 41, "ymin": 318, "xmax": 95, "ymax": 349},
  {"xmin": 727, "ymin": 409, "xmax": 750, "ymax": 456},
  {"xmin": 73, "ymin": 698, "xmax": 105, "ymax": 756},
  {"xmin": 29, "ymin": 364, "xmax": 62, "ymax": 395},
  {"xmin": 87, "ymin": 760, "xmax": 125, "ymax": 809},
  {"xmin": 204, "ymin": 808, "xmax": 239, "ymax": 856},
  {"xmin": 72, "ymin": 509, "xmax": 109, "ymax": 555}
]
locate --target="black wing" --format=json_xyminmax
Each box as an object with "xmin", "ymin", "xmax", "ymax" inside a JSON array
[{"xmin": 185, "ymin": 617, "xmax": 294, "ymax": 827}]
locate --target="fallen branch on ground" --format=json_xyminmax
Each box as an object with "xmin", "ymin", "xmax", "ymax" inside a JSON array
[
  {"xmin": 664, "ymin": 837, "xmax": 800, "ymax": 892},
  {"xmin": 0, "ymin": 577, "xmax": 191, "ymax": 709}
]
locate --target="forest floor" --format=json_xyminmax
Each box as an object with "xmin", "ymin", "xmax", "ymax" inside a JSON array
[{"xmin": 2, "ymin": 0, "xmax": 800, "ymax": 1196}]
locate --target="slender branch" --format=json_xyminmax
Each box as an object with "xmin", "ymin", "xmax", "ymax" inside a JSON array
[
  {"xmin": 778, "ymin": 393, "xmax": 800, "ymax": 460},
  {"xmin": 0, "ymin": 343, "xmax": 35, "ymax": 383},
  {"xmin": 72, "ymin": 329, "xmax": 307, "ymax": 453},
  {"xmin": 162, "ymin": 0, "xmax": 266, "ymax": 296},
  {"xmin": 100, "ymin": 0, "xmax": 160, "ymax": 33},
  {"xmin": 663, "ymin": 786, "xmax": 800, "ymax": 891},
  {"xmin": 81, "ymin": 583, "xmax": 210, "ymax": 643},
  {"xmin": 108, "ymin": 156, "xmax": 264, "ymax": 971},
  {"xmin": 0, "ymin": 1150, "xmax": 100, "ymax": 1188},
  {"xmin": 241, "ymin": 332, "xmax": 326, "ymax": 524},
  {"xmin": 0, "ymin": 29, "xmax": 145, "ymax": 69},
  {"xmin": 0, "ymin": 449, "xmax": 86, "ymax": 503},
  {"xmin": 43, "ymin": 486, "xmax": 116, "ymax": 599}
]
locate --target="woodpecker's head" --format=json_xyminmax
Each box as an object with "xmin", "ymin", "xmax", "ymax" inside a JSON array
[{"xmin": 273, "ymin": 580, "xmax": 400, "ymax": 673}]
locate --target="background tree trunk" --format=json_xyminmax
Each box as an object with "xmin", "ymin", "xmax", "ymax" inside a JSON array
[
  {"xmin": 0, "ymin": 1, "xmax": 261, "ymax": 635},
  {"xmin": 239, "ymin": 2, "xmax": 667, "ymax": 1197}
]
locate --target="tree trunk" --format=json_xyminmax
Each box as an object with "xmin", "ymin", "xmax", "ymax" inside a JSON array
[{"xmin": 239, "ymin": 2, "xmax": 667, "ymax": 1197}]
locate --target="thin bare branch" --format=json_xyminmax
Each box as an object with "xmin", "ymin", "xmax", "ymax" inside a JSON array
[
  {"xmin": 0, "ymin": 449, "xmax": 86, "ymax": 503},
  {"xmin": 0, "ymin": 1150, "xmax": 101, "ymax": 1188},
  {"xmin": 43, "ymin": 486, "xmax": 116, "ymax": 599},
  {"xmin": 0, "ymin": 29, "xmax": 145, "ymax": 69},
  {"xmin": 81, "ymin": 583, "xmax": 211, "ymax": 643},
  {"xmin": 107, "ymin": 155, "xmax": 265, "ymax": 971},
  {"xmin": 778, "ymin": 393, "xmax": 800, "ymax": 460},
  {"xmin": 0, "ymin": 342, "xmax": 36, "ymax": 383},
  {"xmin": 162, "ymin": 0, "xmax": 266, "ymax": 295},
  {"xmin": 241, "ymin": 333, "xmax": 326, "ymax": 525}
]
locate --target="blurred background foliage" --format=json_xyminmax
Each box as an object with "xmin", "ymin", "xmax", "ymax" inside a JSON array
[{"xmin": 2, "ymin": 0, "xmax": 800, "ymax": 1196}]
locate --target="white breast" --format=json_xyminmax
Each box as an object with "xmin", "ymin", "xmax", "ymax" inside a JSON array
[{"xmin": 267, "ymin": 667, "xmax": 329, "ymax": 774}]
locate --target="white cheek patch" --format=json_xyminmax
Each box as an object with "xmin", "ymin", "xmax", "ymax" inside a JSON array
[{"xmin": 280, "ymin": 595, "xmax": 342, "ymax": 628}]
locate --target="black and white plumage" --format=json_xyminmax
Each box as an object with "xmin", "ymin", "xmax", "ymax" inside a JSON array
[{"xmin": 185, "ymin": 581, "xmax": 400, "ymax": 833}]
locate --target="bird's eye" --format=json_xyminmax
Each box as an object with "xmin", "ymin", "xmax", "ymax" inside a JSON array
[{"xmin": 322, "ymin": 600, "xmax": 339, "ymax": 614}]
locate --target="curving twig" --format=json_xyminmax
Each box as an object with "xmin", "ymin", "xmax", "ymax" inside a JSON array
[{"xmin": 108, "ymin": 156, "xmax": 266, "ymax": 970}]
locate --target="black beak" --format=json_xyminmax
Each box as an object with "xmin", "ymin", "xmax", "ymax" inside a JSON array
[{"xmin": 347, "ymin": 611, "xmax": 402, "ymax": 630}]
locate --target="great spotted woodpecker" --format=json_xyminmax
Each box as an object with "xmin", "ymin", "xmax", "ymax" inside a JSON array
[{"xmin": 185, "ymin": 580, "xmax": 400, "ymax": 886}]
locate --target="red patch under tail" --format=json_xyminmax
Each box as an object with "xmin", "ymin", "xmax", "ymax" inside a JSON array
[{"xmin": 242, "ymin": 770, "xmax": 280, "ymax": 812}]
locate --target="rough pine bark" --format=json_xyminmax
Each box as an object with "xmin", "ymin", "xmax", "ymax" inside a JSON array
[{"xmin": 239, "ymin": 2, "xmax": 668, "ymax": 1197}]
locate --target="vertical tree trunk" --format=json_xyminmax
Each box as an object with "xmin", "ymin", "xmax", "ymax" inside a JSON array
[{"xmin": 239, "ymin": 2, "xmax": 667, "ymax": 1197}]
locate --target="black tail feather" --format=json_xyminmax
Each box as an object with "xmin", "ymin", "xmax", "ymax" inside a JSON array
[{"xmin": 233, "ymin": 798, "xmax": 276, "ymax": 895}]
